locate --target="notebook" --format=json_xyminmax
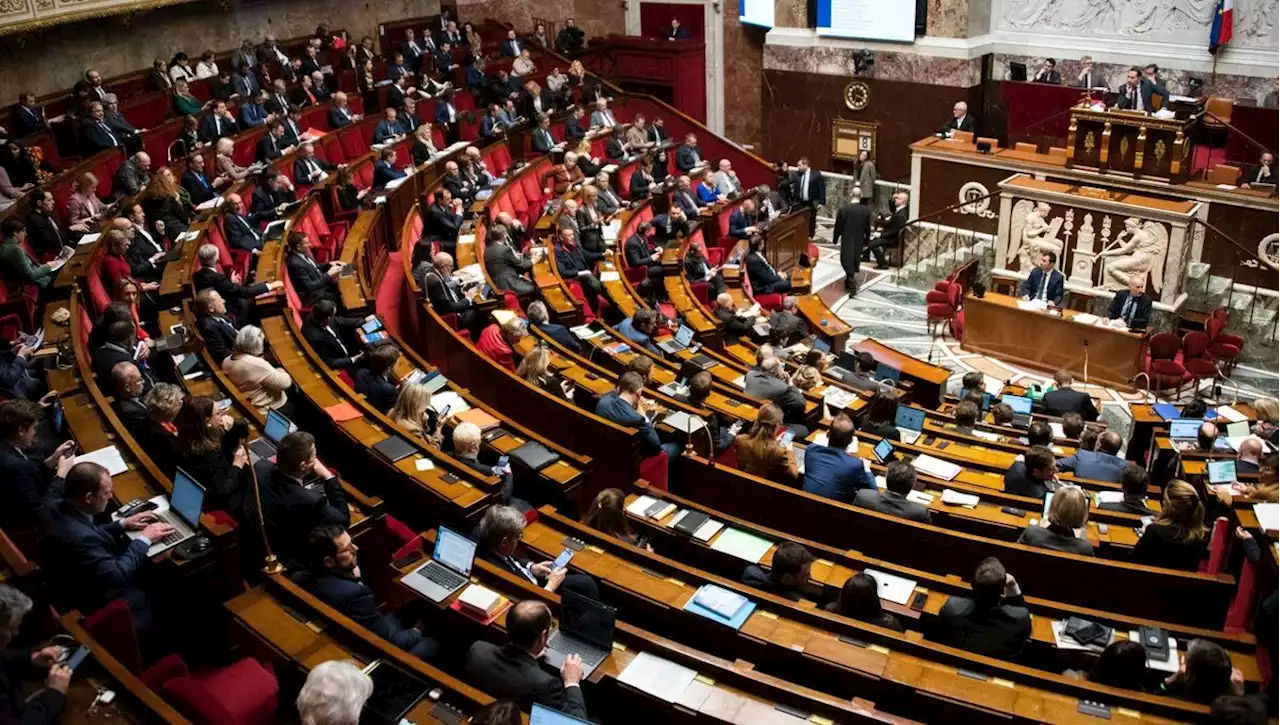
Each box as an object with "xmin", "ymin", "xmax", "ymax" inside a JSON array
[
  {"xmin": 456, "ymin": 408, "xmax": 500, "ymax": 431},
  {"xmin": 372, "ymin": 435, "xmax": 416, "ymax": 463}
]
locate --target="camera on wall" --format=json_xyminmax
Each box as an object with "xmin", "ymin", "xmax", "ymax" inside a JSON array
[{"xmin": 853, "ymin": 49, "xmax": 875, "ymax": 75}]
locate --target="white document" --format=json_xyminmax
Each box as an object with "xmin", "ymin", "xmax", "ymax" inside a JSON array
[
  {"xmin": 663, "ymin": 411, "xmax": 706, "ymax": 434},
  {"xmin": 1049, "ymin": 422, "xmax": 1065, "ymax": 439},
  {"xmin": 874, "ymin": 475, "xmax": 887, "ymax": 489},
  {"xmin": 385, "ymin": 176, "xmax": 409, "ymax": 190},
  {"xmin": 906, "ymin": 490, "xmax": 935, "ymax": 506},
  {"xmin": 1051, "ymin": 619, "xmax": 1112, "ymax": 652},
  {"xmin": 971, "ymin": 430, "xmax": 1000, "ymax": 442},
  {"xmin": 1129, "ymin": 630, "xmax": 1179, "ymax": 673},
  {"xmin": 692, "ymin": 584, "xmax": 748, "ymax": 619},
  {"xmin": 1094, "ymin": 491, "xmax": 1125, "ymax": 504},
  {"xmin": 45, "ymin": 258, "xmax": 66, "ymax": 273},
  {"xmin": 414, "ymin": 458, "xmax": 435, "ymax": 471},
  {"xmin": 599, "ymin": 271, "xmax": 620, "ymax": 283},
  {"xmin": 731, "ymin": 375, "xmax": 746, "ymax": 389},
  {"xmin": 822, "ymin": 387, "xmax": 857, "ymax": 409},
  {"xmin": 75, "ymin": 445, "xmax": 128, "ymax": 476},
  {"xmin": 1072, "ymin": 313, "xmax": 1099, "ymax": 325},
  {"xmin": 911, "ymin": 454, "xmax": 961, "ymax": 481},
  {"xmin": 861, "ymin": 568, "xmax": 917, "ymax": 605},
  {"xmin": 693, "ymin": 519, "xmax": 724, "ymax": 541},
  {"xmin": 617, "ymin": 651, "xmax": 698, "ymax": 703},
  {"xmin": 196, "ymin": 197, "xmax": 224, "ymax": 211},
  {"xmin": 1215, "ymin": 183, "xmax": 1239, "ymax": 190},
  {"xmin": 571, "ymin": 325, "xmax": 607, "ymax": 340},
  {"xmin": 1217, "ymin": 406, "xmax": 1247, "ymax": 423},
  {"xmin": 897, "ymin": 428, "xmax": 922, "ymax": 445},
  {"xmin": 1016, "ymin": 299, "xmax": 1047, "ymax": 311},
  {"xmin": 1253, "ymin": 503, "xmax": 1280, "ymax": 533},
  {"xmin": 428, "ymin": 391, "xmax": 469, "ymax": 417},
  {"xmin": 941, "ymin": 489, "xmax": 980, "ymax": 507},
  {"xmin": 602, "ymin": 220, "xmax": 622, "ymax": 241},
  {"xmin": 626, "ymin": 495, "xmax": 657, "ymax": 516},
  {"xmin": 77, "ymin": 232, "xmax": 102, "ymax": 246},
  {"xmin": 983, "ymin": 375, "xmax": 1004, "ymax": 393}
]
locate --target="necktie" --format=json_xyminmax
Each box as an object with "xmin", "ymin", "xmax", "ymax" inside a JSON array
[
  {"xmin": 508, "ymin": 556, "xmax": 536, "ymax": 583},
  {"xmin": 1121, "ymin": 296, "xmax": 1134, "ymax": 322},
  {"xmin": 307, "ymin": 159, "xmax": 321, "ymax": 180},
  {"xmin": 240, "ymin": 215, "xmax": 260, "ymax": 240},
  {"xmin": 100, "ymin": 122, "xmax": 118, "ymax": 146},
  {"xmin": 1039, "ymin": 272, "xmax": 1049, "ymax": 300},
  {"xmin": 195, "ymin": 173, "xmax": 208, "ymax": 189}
]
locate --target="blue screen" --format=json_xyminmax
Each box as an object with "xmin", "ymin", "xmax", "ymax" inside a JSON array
[
  {"xmin": 170, "ymin": 469, "xmax": 205, "ymax": 526},
  {"xmin": 876, "ymin": 363, "xmax": 901, "ymax": 382},
  {"xmin": 894, "ymin": 405, "xmax": 925, "ymax": 431},
  {"xmin": 531, "ymin": 704, "xmax": 592, "ymax": 725},
  {"xmin": 1168, "ymin": 419, "xmax": 1201, "ymax": 439},
  {"xmin": 873, "ymin": 438, "xmax": 894, "ymax": 462},
  {"xmin": 265, "ymin": 410, "xmax": 292, "ymax": 443},
  {"xmin": 1003, "ymin": 395, "xmax": 1032, "ymax": 415}
]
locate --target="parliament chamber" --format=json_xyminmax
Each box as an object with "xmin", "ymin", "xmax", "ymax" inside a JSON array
[{"xmin": 0, "ymin": 2, "xmax": 1276, "ymax": 724}]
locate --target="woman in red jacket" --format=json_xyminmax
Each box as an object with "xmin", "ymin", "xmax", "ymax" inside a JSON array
[
  {"xmin": 99, "ymin": 229, "xmax": 133, "ymax": 293},
  {"xmin": 476, "ymin": 316, "xmax": 527, "ymax": 372}
]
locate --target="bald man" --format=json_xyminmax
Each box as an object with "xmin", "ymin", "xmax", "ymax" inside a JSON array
[
  {"xmin": 942, "ymin": 101, "xmax": 975, "ymax": 136},
  {"xmin": 1056, "ymin": 430, "xmax": 1127, "ymax": 483},
  {"xmin": 1237, "ymin": 437, "xmax": 1264, "ymax": 475}
]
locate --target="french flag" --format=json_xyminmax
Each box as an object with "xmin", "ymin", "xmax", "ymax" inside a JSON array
[{"xmin": 1209, "ymin": 0, "xmax": 1233, "ymax": 53}]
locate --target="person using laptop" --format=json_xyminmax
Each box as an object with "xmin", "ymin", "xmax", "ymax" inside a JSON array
[
  {"xmin": 952, "ymin": 401, "xmax": 980, "ymax": 436},
  {"xmin": 1056, "ymin": 430, "xmax": 1127, "ymax": 482},
  {"xmin": 959, "ymin": 371, "xmax": 986, "ymax": 399},
  {"xmin": 243, "ymin": 431, "xmax": 349, "ymax": 569},
  {"xmin": 1237, "ymin": 437, "xmax": 1264, "ymax": 475},
  {"xmin": 853, "ymin": 460, "xmax": 932, "ymax": 524},
  {"xmin": 42, "ymin": 462, "xmax": 174, "ymax": 634},
  {"xmin": 1196, "ymin": 422, "xmax": 1219, "ymax": 453},
  {"xmin": 465, "ymin": 600, "xmax": 588, "ymax": 719},
  {"xmin": 1042, "ymin": 370, "xmax": 1099, "ymax": 421},
  {"xmin": 475, "ymin": 505, "xmax": 599, "ymax": 599},
  {"xmin": 616, "ymin": 309, "xmax": 663, "ymax": 355},
  {"xmin": 741, "ymin": 541, "xmax": 818, "ymax": 602},
  {"xmin": 670, "ymin": 371, "xmax": 737, "ymax": 455},
  {"xmin": 303, "ymin": 523, "xmax": 439, "ymax": 660},
  {"xmin": 860, "ymin": 392, "xmax": 901, "ymax": 442},
  {"xmin": 1098, "ymin": 465, "xmax": 1153, "ymax": 515},
  {"xmin": 1004, "ymin": 446, "xmax": 1058, "ymax": 500},
  {"xmin": 803, "ymin": 413, "xmax": 875, "ymax": 503},
  {"xmin": 176, "ymin": 396, "xmax": 250, "ymax": 513},
  {"xmin": 990, "ymin": 402, "xmax": 1016, "ymax": 428}
]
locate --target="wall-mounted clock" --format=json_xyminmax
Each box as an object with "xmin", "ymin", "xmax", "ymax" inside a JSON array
[{"xmin": 844, "ymin": 80, "xmax": 870, "ymax": 111}]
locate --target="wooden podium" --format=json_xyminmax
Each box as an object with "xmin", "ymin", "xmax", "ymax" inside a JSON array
[
  {"xmin": 763, "ymin": 210, "xmax": 809, "ymax": 272},
  {"xmin": 1067, "ymin": 106, "xmax": 1198, "ymax": 183}
]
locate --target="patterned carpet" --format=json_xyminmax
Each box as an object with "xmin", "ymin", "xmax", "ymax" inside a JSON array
[{"xmin": 808, "ymin": 218, "xmax": 1279, "ymax": 444}]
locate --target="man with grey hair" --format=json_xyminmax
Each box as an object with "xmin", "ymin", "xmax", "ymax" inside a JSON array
[
  {"xmin": 420, "ymin": 251, "xmax": 476, "ymax": 330},
  {"xmin": 476, "ymin": 505, "xmax": 598, "ymax": 598},
  {"xmin": 329, "ymin": 91, "xmax": 361, "ymax": 128},
  {"xmin": 102, "ymin": 93, "xmax": 142, "ymax": 145},
  {"xmin": 745, "ymin": 350, "xmax": 808, "ymax": 436},
  {"xmin": 526, "ymin": 299, "xmax": 581, "ymax": 352},
  {"xmin": 82, "ymin": 101, "xmax": 122, "ymax": 153},
  {"xmin": 192, "ymin": 243, "xmax": 280, "ymax": 324},
  {"xmin": 452, "ymin": 421, "xmax": 519, "ymax": 505},
  {"xmin": 297, "ymin": 659, "xmax": 372, "ymax": 725},
  {"xmin": 0, "ymin": 584, "xmax": 72, "ymax": 722},
  {"xmin": 943, "ymin": 101, "xmax": 974, "ymax": 136},
  {"xmin": 767, "ymin": 295, "xmax": 808, "ymax": 346}
]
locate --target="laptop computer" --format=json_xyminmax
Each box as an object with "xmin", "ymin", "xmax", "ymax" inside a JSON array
[
  {"xmin": 359, "ymin": 659, "xmax": 429, "ymax": 725},
  {"xmin": 657, "ymin": 325, "xmax": 696, "ymax": 354},
  {"xmin": 894, "ymin": 405, "xmax": 926, "ymax": 445},
  {"xmin": 875, "ymin": 363, "xmax": 900, "ymax": 384},
  {"xmin": 401, "ymin": 526, "xmax": 477, "ymax": 602},
  {"xmin": 126, "ymin": 468, "xmax": 204, "ymax": 557},
  {"xmin": 248, "ymin": 409, "xmax": 296, "ymax": 463},
  {"xmin": 1207, "ymin": 459, "xmax": 1237, "ymax": 484},
  {"xmin": 531, "ymin": 704, "xmax": 591, "ymax": 725},
  {"xmin": 543, "ymin": 589, "xmax": 616, "ymax": 678},
  {"xmin": 1168, "ymin": 418, "xmax": 1201, "ymax": 441},
  {"xmin": 811, "ymin": 337, "xmax": 831, "ymax": 354},
  {"xmin": 1002, "ymin": 395, "xmax": 1033, "ymax": 428}
]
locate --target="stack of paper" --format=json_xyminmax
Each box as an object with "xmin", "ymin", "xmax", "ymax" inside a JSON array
[
  {"xmin": 906, "ymin": 490, "xmax": 935, "ymax": 506},
  {"xmin": 626, "ymin": 495, "xmax": 658, "ymax": 516},
  {"xmin": 196, "ymin": 197, "xmax": 224, "ymax": 211},
  {"xmin": 708, "ymin": 528, "xmax": 772, "ymax": 563},
  {"xmin": 617, "ymin": 652, "xmax": 698, "ymax": 703},
  {"xmin": 75, "ymin": 446, "xmax": 128, "ymax": 476},
  {"xmin": 1253, "ymin": 503, "xmax": 1279, "ymax": 534},
  {"xmin": 571, "ymin": 325, "xmax": 607, "ymax": 340},
  {"xmin": 874, "ymin": 475, "xmax": 887, "ymax": 489},
  {"xmin": 912, "ymin": 454, "xmax": 961, "ymax": 481},
  {"xmin": 1094, "ymin": 491, "xmax": 1125, "ymax": 505},
  {"xmin": 77, "ymin": 232, "xmax": 102, "ymax": 246},
  {"xmin": 428, "ymin": 391, "xmax": 469, "ymax": 417},
  {"xmin": 599, "ymin": 271, "xmax": 621, "ymax": 283},
  {"xmin": 1048, "ymin": 422, "xmax": 1065, "ymax": 439},
  {"xmin": 971, "ymin": 430, "xmax": 1000, "ymax": 442},
  {"xmin": 1218, "ymin": 406, "xmax": 1247, "ymax": 423},
  {"xmin": 602, "ymin": 220, "xmax": 622, "ymax": 241},
  {"xmin": 456, "ymin": 584, "xmax": 504, "ymax": 617},
  {"xmin": 941, "ymin": 489, "xmax": 980, "ymax": 508},
  {"xmin": 692, "ymin": 519, "xmax": 724, "ymax": 541},
  {"xmin": 822, "ymin": 387, "xmax": 857, "ymax": 409},
  {"xmin": 1073, "ymin": 313, "xmax": 1099, "ymax": 325},
  {"xmin": 861, "ymin": 568, "xmax": 917, "ymax": 605},
  {"xmin": 692, "ymin": 584, "xmax": 748, "ymax": 619}
]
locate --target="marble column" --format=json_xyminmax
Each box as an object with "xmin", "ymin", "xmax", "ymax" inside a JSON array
[{"xmin": 926, "ymin": 0, "xmax": 971, "ymax": 38}]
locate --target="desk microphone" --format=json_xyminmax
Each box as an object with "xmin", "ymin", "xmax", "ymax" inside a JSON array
[{"xmin": 1082, "ymin": 339, "xmax": 1090, "ymax": 385}]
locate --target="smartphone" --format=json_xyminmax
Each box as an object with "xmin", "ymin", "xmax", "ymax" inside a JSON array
[
  {"xmin": 553, "ymin": 549, "xmax": 574, "ymax": 569},
  {"xmin": 1000, "ymin": 506, "xmax": 1025, "ymax": 517},
  {"xmin": 497, "ymin": 456, "xmax": 509, "ymax": 469},
  {"xmin": 393, "ymin": 549, "xmax": 425, "ymax": 568},
  {"xmin": 778, "ymin": 430, "xmax": 796, "ymax": 446},
  {"xmin": 214, "ymin": 398, "xmax": 233, "ymax": 412},
  {"xmin": 65, "ymin": 645, "xmax": 91, "ymax": 671}
]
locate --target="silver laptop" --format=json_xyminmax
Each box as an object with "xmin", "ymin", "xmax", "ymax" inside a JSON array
[
  {"xmin": 657, "ymin": 325, "xmax": 696, "ymax": 355},
  {"xmin": 401, "ymin": 526, "xmax": 477, "ymax": 602},
  {"xmin": 1168, "ymin": 419, "xmax": 1201, "ymax": 442},
  {"xmin": 248, "ymin": 409, "xmax": 296, "ymax": 464},
  {"xmin": 544, "ymin": 589, "xmax": 616, "ymax": 679},
  {"xmin": 126, "ymin": 468, "xmax": 204, "ymax": 556}
]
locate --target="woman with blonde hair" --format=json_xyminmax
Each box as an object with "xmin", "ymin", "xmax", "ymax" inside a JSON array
[
  {"xmin": 215, "ymin": 137, "xmax": 250, "ymax": 181},
  {"xmin": 793, "ymin": 365, "xmax": 822, "ymax": 392},
  {"xmin": 1251, "ymin": 397, "xmax": 1278, "ymax": 445},
  {"xmin": 67, "ymin": 172, "xmax": 104, "ymax": 232},
  {"xmin": 515, "ymin": 345, "xmax": 566, "ymax": 397},
  {"xmin": 142, "ymin": 166, "xmax": 194, "ymax": 236},
  {"xmin": 512, "ymin": 49, "xmax": 537, "ymax": 77},
  {"xmin": 171, "ymin": 78, "xmax": 204, "ymax": 116},
  {"xmin": 113, "ymin": 276, "xmax": 152, "ymax": 340},
  {"xmin": 1132, "ymin": 480, "xmax": 1208, "ymax": 571},
  {"xmin": 223, "ymin": 325, "xmax": 293, "ymax": 414},
  {"xmin": 572, "ymin": 138, "xmax": 600, "ymax": 177},
  {"xmin": 1017, "ymin": 485, "xmax": 1093, "ymax": 555},
  {"xmin": 410, "ymin": 123, "xmax": 439, "ymax": 167},
  {"xmin": 388, "ymin": 382, "xmax": 442, "ymax": 446},
  {"xmin": 734, "ymin": 402, "xmax": 799, "ymax": 483}
]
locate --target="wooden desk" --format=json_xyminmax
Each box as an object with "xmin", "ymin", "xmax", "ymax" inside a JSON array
[
  {"xmin": 852, "ymin": 339, "xmax": 949, "ymax": 407},
  {"xmin": 763, "ymin": 209, "xmax": 809, "ymax": 273},
  {"xmin": 962, "ymin": 293, "xmax": 1144, "ymax": 390}
]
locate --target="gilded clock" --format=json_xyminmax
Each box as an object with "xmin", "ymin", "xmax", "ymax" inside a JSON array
[{"xmin": 843, "ymin": 80, "xmax": 870, "ymax": 111}]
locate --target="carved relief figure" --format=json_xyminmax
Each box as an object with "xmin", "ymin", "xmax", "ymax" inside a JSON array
[
  {"xmin": 1008, "ymin": 199, "xmax": 1065, "ymax": 273},
  {"xmin": 1095, "ymin": 217, "xmax": 1169, "ymax": 292},
  {"xmin": 999, "ymin": 0, "xmax": 1274, "ymax": 47}
]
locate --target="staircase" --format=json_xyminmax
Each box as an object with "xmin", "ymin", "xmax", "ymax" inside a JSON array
[
  {"xmin": 893, "ymin": 223, "xmax": 996, "ymax": 290},
  {"xmin": 1184, "ymin": 263, "xmax": 1279, "ymax": 366}
]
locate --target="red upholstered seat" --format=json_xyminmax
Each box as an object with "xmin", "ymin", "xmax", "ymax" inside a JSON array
[
  {"xmin": 638, "ymin": 450, "xmax": 669, "ymax": 492},
  {"xmin": 83, "ymin": 599, "xmax": 145, "ymax": 673},
  {"xmin": 162, "ymin": 657, "xmax": 279, "ymax": 725},
  {"xmin": 1146, "ymin": 331, "xmax": 1190, "ymax": 393},
  {"xmin": 1181, "ymin": 331, "xmax": 1218, "ymax": 389},
  {"xmin": 1206, "ymin": 308, "xmax": 1243, "ymax": 373}
]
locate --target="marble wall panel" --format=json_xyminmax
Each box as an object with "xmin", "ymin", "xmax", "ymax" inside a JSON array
[
  {"xmin": 764, "ymin": 45, "xmax": 982, "ymax": 87},
  {"xmin": 723, "ymin": 0, "xmax": 765, "ymax": 147},
  {"xmin": 993, "ymin": 54, "xmax": 1277, "ymax": 104}
]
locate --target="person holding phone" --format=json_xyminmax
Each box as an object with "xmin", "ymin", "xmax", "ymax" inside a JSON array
[
  {"xmin": 475, "ymin": 505, "xmax": 598, "ymax": 599},
  {"xmin": 0, "ymin": 585, "xmax": 72, "ymax": 724}
]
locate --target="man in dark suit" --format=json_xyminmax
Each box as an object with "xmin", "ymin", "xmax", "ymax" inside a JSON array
[
  {"xmin": 192, "ymin": 245, "xmax": 277, "ymax": 325},
  {"xmin": 767, "ymin": 296, "xmax": 807, "ymax": 345},
  {"xmin": 285, "ymin": 233, "xmax": 340, "ymax": 306},
  {"xmin": 530, "ymin": 114, "xmax": 561, "ymax": 154},
  {"xmin": 91, "ymin": 321, "xmax": 153, "ymax": 388},
  {"xmin": 181, "ymin": 152, "xmax": 227, "ymax": 206},
  {"xmin": 1003, "ymin": 446, "xmax": 1058, "ymax": 500},
  {"xmin": 239, "ymin": 90, "xmax": 272, "ymax": 129},
  {"xmin": 13, "ymin": 92, "xmax": 49, "ymax": 138},
  {"xmin": 623, "ymin": 222, "xmax": 664, "ymax": 285},
  {"xmin": 745, "ymin": 354, "xmax": 807, "ymax": 433},
  {"xmin": 250, "ymin": 171, "xmax": 296, "ymax": 225},
  {"xmin": 1076, "ymin": 56, "xmax": 1099, "ymax": 89},
  {"xmin": 790, "ymin": 157, "xmax": 825, "ymax": 239},
  {"xmin": 222, "ymin": 194, "xmax": 266, "ymax": 253},
  {"xmin": 112, "ymin": 152, "xmax": 151, "ymax": 198},
  {"xmin": 42, "ymin": 462, "xmax": 175, "ymax": 630},
  {"xmin": 302, "ymin": 300, "xmax": 364, "ymax": 369},
  {"xmin": 1242, "ymin": 151, "xmax": 1275, "ymax": 188},
  {"xmin": 373, "ymin": 107, "xmax": 404, "ymax": 145},
  {"xmin": 1057, "ymin": 431, "xmax": 1127, "ymax": 482},
  {"xmin": 803, "ymin": 414, "xmax": 874, "ymax": 502},
  {"xmin": 425, "ymin": 188, "xmax": 464, "ymax": 254},
  {"xmin": 713, "ymin": 292, "xmax": 754, "ymax": 339},
  {"xmin": 674, "ymin": 133, "xmax": 702, "ymax": 174},
  {"xmin": 1032, "ymin": 58, "xmax": 1061, "ymax": 84},
  {"xmin": 853, "ymin": 461, "xmax": 931, "ymax": 523},
  {"xmin": 434, "ymin": 91, "xmax": 460, "ymax": 144},
  {"xmin": 484, "ymin": 225, "xmax": 536, "ymax": 297},
  {"xmin": 1116, "ymin": 66, "xmax": 1162, "ymax": 112},
  {"xmin": 399, "ymin": 29, "xmax": 426, "ymax": 71},
  {"xmin": 1020, "ymin": 251, "xmax": 1064, "ymax": 306},
  {"xmin": 1097, "ymin": 464, "xmax": 1153, "ymax": 515},
  {"xmin": 745, "ymin": 237, "xmax": 791, "ymax": 296},
  {"xmin": 257, "ymin": 122, "xmax": 292, "ymax": 163},
  {"xmin": 527, "ymin": 301, "xmax": 581, "ymax": 353},
  {"xmin": 299, "ymin": 46, "xmax": 324, "ymax": 78},
  {"xmin": 596, "ymin": 372, "xmax": 682, "ymax": 465},
  {"xmin": 671, "ymin": 176, "xmax": 700, "ymax": 218},
  {"xmin": 563, "ymin": 105, "xmax": 588, "ymax": 146},
  {"xmin": 938, "ymin": 557, "xmax": 1031, "ymax": 660},
  {"xmin": 242, "ymin": 432, "xmax": 349, "ymax": 570},
  {"xmin": 199, "ymin": 101, "xmax": 239, "ymax": 143},
  {"xmin": 329, "ymin": 92, "xmax": 361, "ymax": 128},
  {"xmin": 832, "ymin": 187, "xmax": 873, "ymax": 291},
  {"xmin": 474, "ymin": 505, "xmax": 599, "ymax": 600},
  {"xmin": 0, "ymin": 400, "xmax": 76, "ymax": 532},
  {"xmin": 101, "ymin": 95, "xmax": 140, "ymax": 146},
  {"xmin": 110, "ymin": 360, "xmax": 148, "ymax": 430},
  {"xmin": 25, "ymin": 191, "xmax": 67, "ymax": 258},
  {"xmin": 420, "ymin": 251, "xmax": 477, "ymax": 329},
  {"xmin": 684, "ymin": 242, "xmax": 725, "ymax": 298},
  {"xmin": 303, "ymin": 523, "xmax": 438, "ymax": 659},
  {"xmin": 727, "ymin": 198, "xmax": 761, "ymax": 241},
  {"xmin": 81, "ymin": 102, "xmax": 123, "ymax": 153},
  {"xmin": 293, "ymin": 142, "xmax": 333, "ymax": 187},
  {"xmin": 265, "ymin": 81, "xmax": 292, "ymax": 117},
  {"xmin": 666, "ymin": 18, "xmax": 690, "ymax": 40},
  {"xmin": 740, "ymin": 541, "xmax": 818, "ymax": 602},
  {"xmin": 1106, "ymin": 274, "xmax": 1152, "ymax": 330},
  {"xmin": 1042, "ymin": 369, "xmax": 1098, "ymax": 421},
  {"xmin": 466, "ymin": 600, "xmax": 588, "ymax": 718},
  {"xmin": 440, "ymin": 160, "xmax": 476, "ymax": 206},
  {"xmin": 193, "ymin": 289, "xmax": 243, "ymax": 364},
  {"xmin": 1236, "ymin": 438, "xmax": 1264, "ymax": 475},
  {"xmin": 942, "ymin": 101, "xmax": 976, "ymax": 135},
  {"xmin": 501, "ymin": 28, "xmax": 525, "ymax": 57}
]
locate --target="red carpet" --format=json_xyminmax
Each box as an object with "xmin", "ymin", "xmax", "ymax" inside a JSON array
[{"xmin": 376, "ymin": 251, "xmax": 407, "ymax": 340}]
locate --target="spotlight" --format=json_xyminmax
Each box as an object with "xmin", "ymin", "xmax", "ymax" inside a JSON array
[{"xmin": 853, "ymin": 50, "xmax": 874, "ymax": 75}]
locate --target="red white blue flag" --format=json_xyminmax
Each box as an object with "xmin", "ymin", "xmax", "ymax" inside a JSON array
[{"xmin": 1209, "ymin": 0, "xmax": 1234, "ymax": 53}]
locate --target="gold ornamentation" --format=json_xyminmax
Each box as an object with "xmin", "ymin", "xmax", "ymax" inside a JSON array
[
  {"xmin": 843, "ymin": 81, "xmax": 870, "ymax": 111},
  {"xmin": 1, "ymin": 0, "xmax": 200, "ymax": 36},
  {"xmin": 1154, "ymin": 139, "xmax": 1166, "ymax": 163},
  {"xmin": 1119, "ymin": 135, "xmax": 1129, "ymax": 161},
  {"xmin": 1083, "ymin": 132, "xmax": 1095, "ymax": 155}
]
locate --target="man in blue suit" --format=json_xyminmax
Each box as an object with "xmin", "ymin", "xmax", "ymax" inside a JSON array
[
  {"xmin": 595, "ymin": 372, "xmax": 682, "ymax": 467},
  {"xmin": 42, "ymin": 462, "xmax": 175, "ymax": 630},
  {"xmin": 239, "ymin": 90, "xmax": 272, "ymax": 128},
  {"xmin": 373, "ymin": 107, "xmax": 404, "ymax": 145},
  {"xmin": 1106, "ymin": 273, "xmax": 1152, "ymax": 331},
  {"xmin": 1020, "ymin": 251, "xmax": 1064, "ymax": 306},
  {"xmin": 672, "ymin": 176, "xmax": 700, "ymax": 218},
  {"xmin": 527, "ymin": 301, "xmax": 581, "ymax": 353},
  {"xmin": 803, "ymin": 414, "xmax": 875, "ymax": 502},
  {"xmin": 81, "ymin": 102, "xmax": 123, "ymax": 153},
  {"xmin": 617, "ymin": 309, "xmax": 662, "ymax": 355},
  {"xmin": 328, "ymin": 92, "xmax": 360, "ymax": 128},
  {"xmin": 303, "ymin": 523, "xmax": 439, "ymax": 659},
  {"xmin": 728, "ymin": 198, "xmax": 761, "ymax": 240},
  {"xmin": 674, "ymin": 133, "xmax": 702, "ymax": 174},
  {"xmin": 1056, "ymin": 431, "xmax": 1127, "ymax": 482}
]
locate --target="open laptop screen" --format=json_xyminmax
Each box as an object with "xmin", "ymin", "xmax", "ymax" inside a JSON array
[
  {"xmin": 531, "ymin": 704, "xmax": 592, "ymax": 725},
  {"xmin": 894, "ymin": 405, "xmax": 925, "ymax": 432},
  {"xmin": 559, "ymin": 589, "xmax": 616, "ymax": 650},
  {"xmin": 1168, "ymin": 419, "xmax": 1201, "ymax": 440},
  {"xmin": 674, "ymin": 325, "xmax": 694, "ymax": 347},
  {"xmin": 875, "ymin": 363, "xmax": 900, "ymax": 382},
  {"xmin": 264, "ymin": 410, "xmax": 292, "ymax": 443},
  {"xmin": 1207, "ymin": 459, "xmax": 1237, "ymax": 484},
  {"xmin": 433, "ymin": 526, "xmax": 477, "ymax": 576},
  {"xmin": 1002, "ymin": 395, "xmax": 1032, "ymax": 415},
  {"xmin": 170, "ymin": 469, "xmax": 206, "ymax": 528}
]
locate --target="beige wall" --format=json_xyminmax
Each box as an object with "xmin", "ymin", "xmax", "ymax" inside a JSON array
[{"xmin": 0, "ymin": 0, "xmax": 440, "ymax": 101}]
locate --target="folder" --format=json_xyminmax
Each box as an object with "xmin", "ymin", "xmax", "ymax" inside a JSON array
[
  {"xmin": 456, "ymin": 408, "xmax": 500, "ymax": 431},
  {"xmin": 325, "ymin": 401, "xmax": 362, "ymax": 422}
]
